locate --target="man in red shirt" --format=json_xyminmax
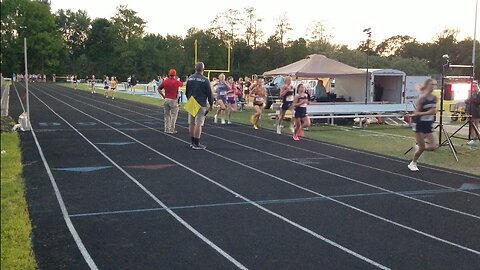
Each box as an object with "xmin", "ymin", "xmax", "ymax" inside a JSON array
[{"xmin": 158, "ymin": 69, "xmax": 183, "ymax": 134}]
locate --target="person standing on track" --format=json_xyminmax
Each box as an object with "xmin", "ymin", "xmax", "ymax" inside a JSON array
[
  {"xmin": 158, "ymin": 69, "xmax": 183, "ymax": 134},
  {"xmin": 214, "ymin": 73, "xmax": 229, "ymax": 124},
  {"xmin": 276, "ymin": 76, "xmax": 295, "ymax": 134},
  {"xmin": 407, "ymin": 79, "xmax": 439, "ymax": 171},
  {"xmin": 90, "ymin": 75, "xmax": 96, "ymax": 94},
  {"xmin": 292, "ymin": 84, "xmax": 311, "ymax": 141},
  {"xmin": 250, "ymin": 78, "xmax": 266, "ymax": 130},
  {"xmin": 186, "ymin": 62, "xmax": 214, "ymax": 150}
]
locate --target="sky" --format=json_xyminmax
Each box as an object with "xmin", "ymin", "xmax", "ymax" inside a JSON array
[{"xmin": 51, "ymin": 0, "xmax": 479, "ymax": 48}]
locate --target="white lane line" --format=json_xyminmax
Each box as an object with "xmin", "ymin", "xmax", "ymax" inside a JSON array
[
  {"xmin": 47, "ymin": 83, "xmax": 480, "ymax": 191},
  {"xmin": 34, "ymin": 84, "xmax": 480, "ymax": 256},
  {"xmin": 42, "ymin": 85, "xmax": 480, "ymax": 219},
  {"xmin": 29, "ymin": 92, "xmax": 248, "ymax": 270},
  {"xmin": 70, "ymin": 187, "xmax": 479, "ymax": 219},
  {"xmin": 32, "ymin": 84, "xmax": 391, "ymax": 270},
  {"xmin": 65, "ymin": 84, "xmax": 479, "ymax": 179},
  {"xmin": 13, "ymin": 82, "xmax": 26, "ymax": 112},
  {"xmin": 12, "ymin": 84, "xmax": 99, "ymax": 270}
]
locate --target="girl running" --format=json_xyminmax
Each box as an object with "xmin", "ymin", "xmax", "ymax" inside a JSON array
[
  {"xmin": 214, "ymin": 73, "xmax": 229, "ymax": 124},
  {"xmin": 226, "ymin": 76, "xmax": 237, "ymax": 124},
  {"xmin": 250, "ymin": 78, "xmax": 266, "ymax": 130},
  {"xmin": 292, "ymin": 84, "xmax": 311, "ymax": 141},
  {"xmin": 407, "ymin": 79, "xmax": 439, "ymax": 171},
  {"xmin": 73, "ymin": 75, "xmax": 78, "ymax": 90},
  {"xmin": 276, "ymin": 76, "xmax": 295, "ymax": 134},
  {"xmin": 90, "ymin": 75, "xmax": 96, "ymax": 94},
  {"xmin": 109, "ymin": 76, "xmax": 117, "ymax": 100},
  {"xmin": 103, "ymin": 76, "xmax": 110, "ymax": 98}
]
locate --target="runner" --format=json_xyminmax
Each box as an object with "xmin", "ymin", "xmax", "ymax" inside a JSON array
[
  {"xmin": 466, "ymin": 82, "xmax": 480, "ymax": 146},
  {"xmin": 186, "ymin": 62, "xmax": 214, "ymax": 150},
  {"xmin": 90, "ymin": 75, "xmax": 96, "ymax": 94},
  {"xmin": 158, "ymin": 69, "xmax": 183, "ymax": 134},
  {"xmin": 130, "ymin": 74, "xmax": 137, "ymax": 95},
  {"xmin": 109, "ymin": 76, "xmax": 117, "ymax": 100},
  {"xmin": 292, "ymin": 84, "xmax": 311, "ymax": 141},
  {"xmin": 214, "ymin": 73, "xmax": 229, "ymax": 124},
  {"xmin": 407, "ymin": 79, "xmax": 439, "ymax": 171},
  {"xmin": 103, "ymin": 76, "xmax": 110, "ymax": 98},
  {"xmin": 73, "ymin": 75, "xmax": 78, "ymax": 90},
  {"xmin": 250, "ymin": 78, "xmax": 266, "ymax": 130},
  {"xmin": 276, "ymin": 76, "xmax": 295, "ymax": 134},
  {"xmin": 226, "ymin": 76, "xmax": 237, "ymax": 124}
]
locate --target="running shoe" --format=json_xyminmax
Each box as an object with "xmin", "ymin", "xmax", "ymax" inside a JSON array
[
  {"xmin": 407, "ymin": 161, "xmax": 419, "ymax": 171},
  {"xmin": 192, "ymin": 143, "xmax": 206, "ymax": 150},
  {"xmin": 467, "ymin": 140, "xmax": 479, "ymax": 146},
  {"xmin": 214, "ymin": 115, "xmax": 218, "ymax": 124},
  {"xmin": 221, "ymin": 119, "xmax": 226, "ymax": 125},
  {"xmin": 170, "ymin": 130, "xmax": 178, "ymax": 134},
  {"xmin": 227, "ymin": 121, "xmax": 232, "ymax": 125},
  {"xmin": 112, "ymin": 97, "xmax": 115, "ymax": 100},
  {"xmin": 253, "ymin": 124, "xmax": 259, "ymax": 130},
  {"xmin": 289, "ymin": 125, "xmax": 295, "ymax": 133},
  {"xmin": 292, "ymin": 134, "xmax": 300, "ymax": 141},
  {"xmin": 276, "ymin": 125, "xmax": 281, "ymax": 134},
  {"xmin": 297, "ymin": 128, "xmax": 305, "ymax": 137}
]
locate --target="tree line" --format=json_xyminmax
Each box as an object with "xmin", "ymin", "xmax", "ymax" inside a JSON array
[{"xmin": 1, "ymin": 0, "xmax": 479, "ymax": 82}]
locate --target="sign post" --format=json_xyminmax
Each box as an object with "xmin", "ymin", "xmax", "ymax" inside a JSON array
[{"xmin": 24, "ymin": 37, "xmax": 31, "ymax": 130}]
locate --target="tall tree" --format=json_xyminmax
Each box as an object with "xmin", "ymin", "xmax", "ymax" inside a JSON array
[
  {"xmin": 111, "ymin": 5, "xmax": 146, "ymax": 42},
  {"xmin": 84, "ymin": 18, "xmax": 116, "ymax": 76},
  {"xmin": 307, "ymin": 20, "xmax": 332, "ymax": 44},
  {"xmin": 274, "ymin": 13, "xmax": 292, "ymax": 48},
  {"xmin": 243, "ymin": 7, "xmax": 263, "ymax": 48},
  {"xmin": 375, "ymin": 35, "xmax": 416, "ymax": 56},
  {"xmin": 55, "ymin": 9, "xmax": 91, "ymax": 73},
  {"xmin": 1, "ymin": 0, "xmax": 62, "ymax": 75}
]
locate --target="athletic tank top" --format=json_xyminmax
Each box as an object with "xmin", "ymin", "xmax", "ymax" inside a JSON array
[
  {"xmin": 217, "ymin": 82, "xmax": 228, "ymax": 96},
  {"xmin": 418, "ymin": 95, "xmax": 437, "ymax": 122},
  {"xmin": 283, "ymin": 86, "xmax": 294, "ymax": 102},
  {"xmin": 254, "ymin": 87, "xmax": 266, "ymax": 103},
  {"xmin": 296, "ymin": 93, "xmax": 308, "ymax": 108}
]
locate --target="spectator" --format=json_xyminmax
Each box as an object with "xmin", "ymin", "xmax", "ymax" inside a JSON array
[
  {"xmin": 466, "ymin": 82, "xmax": 480, "ymax": 146},
  {"xmin": 158, "ymin": 69, "xmax": 183, "ymax": 134}
]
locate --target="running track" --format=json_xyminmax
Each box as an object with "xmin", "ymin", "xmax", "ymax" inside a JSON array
[{"xmin": 9, "ymin": 82, "xmax": 480, "ymax": 270}]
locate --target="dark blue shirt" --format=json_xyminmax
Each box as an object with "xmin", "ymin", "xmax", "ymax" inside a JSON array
[{"xmin": 186, "ymin": 73, "xmax": 213, "ymax": 107}]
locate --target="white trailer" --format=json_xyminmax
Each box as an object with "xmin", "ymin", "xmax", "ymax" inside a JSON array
[{"xmin": 333, "ymin": 69, "xmax": 406, "ymax": 104}]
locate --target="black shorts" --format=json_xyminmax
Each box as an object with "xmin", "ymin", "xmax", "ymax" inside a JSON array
[
  {"xmin": 253, "ymin": 102, "xmax": 264, "ymax": 107},
  {"xmin": 281, "ymin": 101, "xmax": 293, "ymax": 110},
  {"xmin": 412, "ymin": 121, "xmax": 433, "ymax": 133},
  {"xmin": 295, "ymin": 107, "xmax": 307, "ymax": 118}
]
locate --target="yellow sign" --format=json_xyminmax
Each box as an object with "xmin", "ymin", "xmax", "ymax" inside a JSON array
[{"xmin": 184, "ymin": 96, "xmax": 201, "ymax": 117}]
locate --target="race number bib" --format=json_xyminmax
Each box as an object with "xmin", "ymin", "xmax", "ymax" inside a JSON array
[{"xmin": 286, "ymin": 95, "xmax": 294, "ymax": 102}]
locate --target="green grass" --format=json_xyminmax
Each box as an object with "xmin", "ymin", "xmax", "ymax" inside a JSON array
[
  {"xmin": 1, "ymin": 133, "xmax": 37, "ymax": 270},
  {"xmin": 63, "ymin": 83, "xmax": 480, "ymax": 176}
]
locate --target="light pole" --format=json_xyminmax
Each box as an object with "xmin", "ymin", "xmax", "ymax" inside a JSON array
[{"xmin": 363, "ymin": 28, "xmax": 372, "ymax": 104}]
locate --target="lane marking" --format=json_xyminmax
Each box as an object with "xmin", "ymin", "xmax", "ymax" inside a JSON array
[
  {"xmin": 44, "ymin": 85, "xmax": 480, "ymax": 219},
  {"xmin": 12, "ymin": 83, "xmax": 99, "ymax": 270},
  {"xmin": 33, "ymin": 84, "xmax": 480, "ymax": 257},
  {"xmin": 49, "ymin": 84, "xmax": 480, "ymax": 196},
  {"xmin": 53, "ymin": 166, "xmax": 112, "ymax": 173},
  {"xmin": 95, "ymin": 142, "xmax": 136, "ymax": 146},
  {"xmin": 70, "ymin": 187, "xmax": 480, "ymax": 218},
  {"xmin": 68, "ymin": 83, "xmax": 479, "ymax": 180},
  {"xmin": 124, "ymin": 164, "xmax": 175, "ymax": 170},
  {"xmin": 30, "ymin": 91, "xmax": 249, "ymax": 270},
  {"xmin": 31, "ymin": 84, "xmax": 391, "ymax": 270}
]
